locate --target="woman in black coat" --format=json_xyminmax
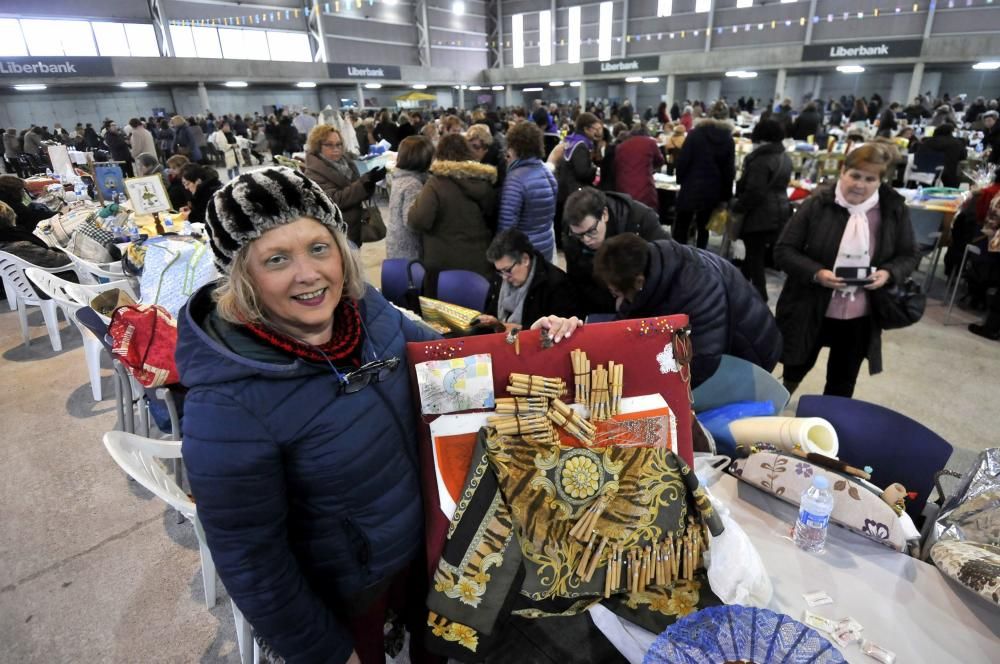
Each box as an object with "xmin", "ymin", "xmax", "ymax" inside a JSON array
[
  {"xmin": 179, "ymin": 164, "xmax": 222, "ymax": 224},
  {"xmin": 674, "ymin": 103, "xmax": 735, "ymax": 249},
  {"xmin": 733, "ymin": 119, "xmax": 793, "ymax": 300},
  {"xmin": 774, "ymin": 143, "xmax": 920, "ymax": 397}
]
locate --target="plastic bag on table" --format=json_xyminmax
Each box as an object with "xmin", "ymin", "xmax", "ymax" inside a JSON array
[{"xmin": 703, "ymin": 488, "xmax": 773, "ymax": 607}]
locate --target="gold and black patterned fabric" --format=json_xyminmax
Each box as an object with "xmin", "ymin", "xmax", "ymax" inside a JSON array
[{"xmin": 426, "ymin": 427, "xmax": 723, "ymax": 661}]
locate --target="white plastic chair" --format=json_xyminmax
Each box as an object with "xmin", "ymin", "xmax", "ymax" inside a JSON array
[
  {"xmin": 56, "ymin": 245, "xmax": 127, "ymax": 284},
  {"xmin": 25, "ymin": 268, "xmax": 135, "ymax": 400},
  {"xmin": 101, "ymin": 431, "xmax": 258, "ymax": 663},
  {"xmin": 0, "ymin": 251, "xmax": 67, "ymax": 351}
]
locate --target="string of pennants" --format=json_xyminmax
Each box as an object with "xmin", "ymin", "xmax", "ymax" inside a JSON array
[{"xmin": 166, "ymin": 0, "xmax": 995, "ymax": 49}]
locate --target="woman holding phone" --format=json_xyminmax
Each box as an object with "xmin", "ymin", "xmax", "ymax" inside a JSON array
[{"xmin": 774, "ymin": 143, "xmax": 919, "ymax": 397}]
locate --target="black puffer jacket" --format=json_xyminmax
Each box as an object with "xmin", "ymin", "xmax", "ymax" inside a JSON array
[
  {"xmin": 618, "ymin": 239, "xmax": 782, "ymax": 386},
  {"xmin": 774, "ymin": 184, "xmax": 920, "ymax": 375},
  {"xmin": 675, "ymin": 119, "xmax": 735, "ymax": 212},
  {"xmin": 483, "ymin": 250, "xmax": 578, "ymax": 326},
  {"xmin": 733, "ymin": 142, "xmax": 793, "ymax": 235},
  {"xmin": 564, "ymin": 192, "xmax": 668, "ymax": 317}
]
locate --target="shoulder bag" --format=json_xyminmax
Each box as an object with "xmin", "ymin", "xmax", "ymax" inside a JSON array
[
  {"xmin": 870, "ymin": 278, "xmax": 926, "ymax": 330},
  {"xmin": 361, "ymin": 201, "xmax": 387, "ymax": 243}
]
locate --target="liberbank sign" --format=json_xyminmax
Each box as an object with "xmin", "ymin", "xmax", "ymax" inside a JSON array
[
  {"xmin": 802, "ymin": 39, "xmax": 923, "ymax": 62},
  {"xmin": 583, "ymin": 56, "xmax": 659, "ymax": 76},
  {"xmin": 0, "ymin": 57, "xmax": 115, "ymax": 78},
  {"xmin": 327, "ymin": 63, "xmax": 402, "ymax": 80}
]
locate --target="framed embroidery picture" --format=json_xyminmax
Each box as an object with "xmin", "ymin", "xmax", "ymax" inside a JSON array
[{"xmin": 123, "ymin": 174, "xmax": 172, "ymax": 215}]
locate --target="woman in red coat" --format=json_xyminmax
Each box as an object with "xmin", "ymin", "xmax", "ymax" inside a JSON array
[{"xmin": 613, "ymin": 126, "xmax": 664, "ymax": 212}]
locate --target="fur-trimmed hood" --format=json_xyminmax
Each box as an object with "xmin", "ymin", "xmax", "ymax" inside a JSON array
[
  {"xmin": 429, "ymin": 159, "xmax": 497, "ymax": 184},
  {"xmin": 693, "ymin": 117, "xmax": 734, "ymax": 133}
]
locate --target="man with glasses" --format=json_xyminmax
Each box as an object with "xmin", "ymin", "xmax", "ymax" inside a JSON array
[
  {"xmin": 563, "ymin": 186, "xmax": 668, "ymax": 317},
  {"xmin": 477, "ymin": 229, "xmax": 578, "ymax": 328}
]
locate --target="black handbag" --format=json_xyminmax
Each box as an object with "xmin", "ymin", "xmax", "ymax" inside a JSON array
[{"xmin": 870, "ymin": 278, "xmax": 926, "ymax": 330}]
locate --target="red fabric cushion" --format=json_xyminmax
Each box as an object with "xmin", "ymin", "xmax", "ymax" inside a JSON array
[{"xmin": 109, "ymin": 304, "xmax": 179, "ymax": 388}]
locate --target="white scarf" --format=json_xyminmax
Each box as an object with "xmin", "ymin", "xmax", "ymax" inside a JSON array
[{"xmin": 833, "ymin": 182, "xmax": 879, "ymax": 299}]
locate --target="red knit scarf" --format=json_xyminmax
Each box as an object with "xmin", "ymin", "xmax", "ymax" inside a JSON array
[{"xmin": 243, "ymin": 298, "xmax": 363, "ymax": 365}]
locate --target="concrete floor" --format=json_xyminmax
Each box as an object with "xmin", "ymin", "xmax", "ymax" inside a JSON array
[{"xmin": 0, "ymin": 237, "xmax": 996, "ymax": 663}]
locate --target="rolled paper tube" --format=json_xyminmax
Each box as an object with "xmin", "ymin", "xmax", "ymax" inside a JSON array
[{"xmin": 728, "ymin": 416, "xmax": 839, "ymax": 457}]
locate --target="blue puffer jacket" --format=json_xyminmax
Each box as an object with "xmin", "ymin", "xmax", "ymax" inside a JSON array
[
  {"xmin": 618, "ymin": 239, "xmax": 782, "ymax": 386},
  {"xmin": 498, "ymin": 157, "xmax": 558, "ymax": 258},
  {"xmin": 176, "ymin": 283, "xmax": 438, "ymax": 664}
]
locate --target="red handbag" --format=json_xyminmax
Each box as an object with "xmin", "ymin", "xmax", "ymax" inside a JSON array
[{"xmin": 109, "ymin": 304, "xmax": 180, "ymax": 388}]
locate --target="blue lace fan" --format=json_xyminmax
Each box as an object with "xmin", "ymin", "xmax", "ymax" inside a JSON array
[{"xmin": 643, "ymin": 605, "xmax": 847, "ymax": 664}]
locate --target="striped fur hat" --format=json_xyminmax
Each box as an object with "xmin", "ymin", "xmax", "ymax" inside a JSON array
[{"xmin": 205, "ymin": 167, "xmax": 346, "ymax": 273}]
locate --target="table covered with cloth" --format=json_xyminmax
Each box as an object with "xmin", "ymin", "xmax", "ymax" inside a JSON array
[{"xmin": 593, "ymin": 470, "xmax": 1000, "ymax": 663}]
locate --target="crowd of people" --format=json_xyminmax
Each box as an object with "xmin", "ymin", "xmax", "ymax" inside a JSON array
[{"xmin": 3, "ymin": 84, "xmax": 999, "ymax": 664}]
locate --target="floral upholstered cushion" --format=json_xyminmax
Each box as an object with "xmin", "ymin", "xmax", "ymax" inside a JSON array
[
  {"xmin": 930, "ymin": 541, "xmax": 1000, "ymax": 607},
  {"xmin": 729, "ymin": 452, "xmax": 908, "ymax": 551}
]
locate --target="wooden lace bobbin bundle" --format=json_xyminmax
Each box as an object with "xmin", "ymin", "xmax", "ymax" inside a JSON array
[
  {"xmin": 487, "ymin": 413, "xmax": 551, "ymax": 437},
  {"xmin": 589, "ymin": 364, "xmax": 610, "ymax": 421},
  {"xmin": 571, "ymin": 349, "xmax": 591, "ymax": 405},
  {"xmin": 609, "ymin": 362, "xmax": 624, "ymax": 416},
  {"xmin": 494, "ymin": 396, "xmax": 549, "ymax": 415},
  {"xmin": 508, "ymin": 373, "xmax": 566, "ymax": 399},
  {"xmin": 568, "ymin": 492, "xmax": 613, "ymax": 541},
  {"xmin": 547, "ymin": 398, "xmax": 597, "ymax": 445},
  {"xmin": 576, "ymin": 530, "xmax": 598, "ymax": 578}
]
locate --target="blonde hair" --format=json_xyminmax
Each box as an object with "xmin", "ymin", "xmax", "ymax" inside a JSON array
[
  {"xmin": 465, "ymin": 124, "xmax": 493, "ymax": 147},
  {"xmin": 306, "ymin": 124, "xmax": 341, "ymax": 156},
  {"xmin": 0, "ymin": 200, "xmax": 15, "ymax": 228},
  {"xmin": 213, "ymin": 222, "xmax": 366, "ymax": 327}
]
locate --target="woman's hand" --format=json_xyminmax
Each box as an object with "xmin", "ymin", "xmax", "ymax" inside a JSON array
[
  {"xmin": 474, "ymin": 314, "xmax": 499, "ymax": 326},
  {"xmin": 530, "ymin": 315, "xmax": 582, "ymax": 343},
  {"xmin": 863, "ymin": 269, "xmax": 891, "ymax": 290},
  {"xmin": 814, "ymin": 269, "xmax": 846, "ymax": 289}
]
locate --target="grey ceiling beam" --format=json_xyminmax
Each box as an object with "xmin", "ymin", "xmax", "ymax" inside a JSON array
[
  {"xmin": 415, "ymin": 0, "xmax": 432, "ymax": 67},
  {"xmin": 305, "ymin": 1, "xmax": 328, "ymax": 62},
  {"xmin": 486, "ymin": 0, "xmax": 504, "ymax": 68},
  {"xmin": 148, "ymin": 0, "xmax": 175, "ymax": 57}
]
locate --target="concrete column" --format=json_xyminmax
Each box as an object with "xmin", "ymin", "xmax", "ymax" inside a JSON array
[
  {"xmin": 665, "ymin": 74, "xmax": 676, "ymax": 112},
  {"xmin": 906, "ymin": 62, "xmax": 925, "ymax": 104},
  {"xmin": 197, "ymin": 82, "xmax": 211, "ymax": 113},
  {"xmin": 578, "ymin": 81, "xmax": 587, "ymax": 108},
  {"xmin": 774, "ymin": 68, "xmax": 787, "ymax": 106},
  {"xmin": 459, "ymin": 87, "xmax": 466, "ymax": 110},
  {"xmin": 506, "ymin": 84, "xmax": 513, "ymax": 108},
  {"xmin": 812, "ymin": 74, "xmax": 823, "ymax": 103},
  {"xmin": 356, "ymin": 83, "xmax": 364, "ymax": 110}
]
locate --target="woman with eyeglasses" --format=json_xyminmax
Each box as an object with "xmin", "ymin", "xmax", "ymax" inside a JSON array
[
  {"xmin": 304, "ymin": 124, "xmax": 385, "ymax": 246},
  {"xmin": 176, "ymin": 167, "xmax": 440, "ymax": 664}
]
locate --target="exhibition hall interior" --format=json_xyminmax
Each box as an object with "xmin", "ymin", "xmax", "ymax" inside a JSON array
[{"xmin": 0, "ymin": 0, "xmax": 998, "ymax": 662}]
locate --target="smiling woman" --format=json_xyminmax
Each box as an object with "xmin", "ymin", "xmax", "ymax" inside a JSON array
[{"xmin": 175, "ymin": 167, "xmax": 441, "ymax": 664}]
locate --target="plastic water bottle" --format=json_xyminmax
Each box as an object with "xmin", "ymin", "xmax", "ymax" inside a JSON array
[
  {"xmin": 793, "ymin": 475, "xmax": 834, "ymax": 553},
  {"xmin": 127, "ymin": 218, "xmax": 141, "ymax": 243},
  {"xmin": 181, "ymin": 219, "xmax": 193, "ymax": 236},
  {"xmin": 73, "ymin": 182, "xmax": 86, "ymax": 202},
  {"xmin": 916, "ymin": 184, "xmax": 924, "ymax": 201}
]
